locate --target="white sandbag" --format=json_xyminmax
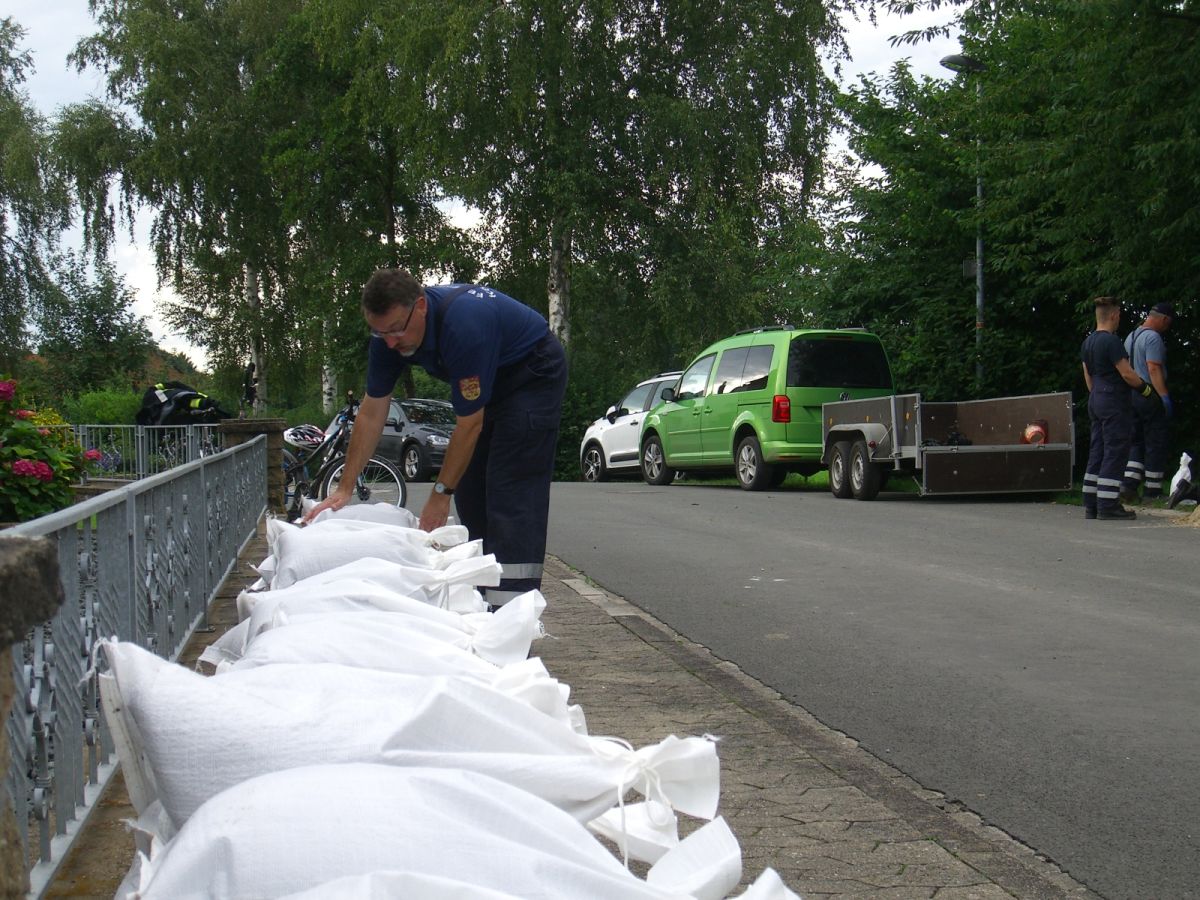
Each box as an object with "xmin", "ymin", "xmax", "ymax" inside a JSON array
[
  {"xmin": 267, "ymin": 518, "xmax": 475, "ymax": 589},
  {"xmin": 234, "ymin": 565, "xmax": 492, "ymax": 621},
  {"xmin": 100, "ymin": 642, "xmax": 717, "ymax": 848},
  {"xmin": 126, "ymin": 765, "xmax": 772, "ymax": 900},
  {"xmin": 221, "ymin": 619, "xmax": 586, "ymax": 731},
  {"xmin": 196, "ymin": 619, "xmax": 251, "ymax": 669},
  {"xmin": 237, "ymin": 559, "xmax": 498, "ymax": 633},
  {"xmin": 280, "ymin": 873, "xmax": 523, "ymax": 900},
  {"xmin": 307, "ymin": 502, "xmax": 420, "ymax": 528},
  {"xmin": 243, "ymin": 590, "xmax": 544, "ymax": 668},
  {"xmin": 1169, "ymin": 451, "xmax": 1192, "ymax": 496}
]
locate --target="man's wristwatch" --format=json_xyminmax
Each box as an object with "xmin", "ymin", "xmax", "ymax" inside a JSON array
[
  {"xmin": 434, "ymin": 482, "xmax": 455, "ymax": 496},
  {"xmin": 1139, "ymin": 382, "xmax": 1154, "ymax": 398}
]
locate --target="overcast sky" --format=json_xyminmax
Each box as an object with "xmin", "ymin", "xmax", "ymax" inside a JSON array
[{"xmin": 9, "ymin": 2, "xmax": 959, "ymax": 371}]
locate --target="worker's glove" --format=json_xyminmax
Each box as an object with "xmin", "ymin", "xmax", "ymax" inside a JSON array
[{"xmin": 1161, "ymin": 394, "xmax": 1174, "ymax": 420}]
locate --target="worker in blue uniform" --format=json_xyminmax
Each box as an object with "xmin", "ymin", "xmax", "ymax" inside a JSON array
[
  {"xmin": 1080, "ymin": 296, "xmax": 1157, "ymax": 520},
  {"xmin": 306, "ymin": 268, "xmax": 568, "ymax": 608},
  {"xmin": 1121, "ymin": 302, "xmax": 1175, "ymax": 502}
]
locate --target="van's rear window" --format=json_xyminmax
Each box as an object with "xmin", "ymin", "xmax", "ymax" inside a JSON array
[{"xmin": 787, "ymin": 336, "xmax": 892, "ymax": 389}]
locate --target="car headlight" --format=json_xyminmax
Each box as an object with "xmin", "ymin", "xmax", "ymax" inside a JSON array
[{"xmin": 427, "ymin": 435, "xmax": 450, "ymax": 447}]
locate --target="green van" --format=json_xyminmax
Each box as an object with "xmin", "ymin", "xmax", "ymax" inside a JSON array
[{"xmin": 640, "ymin": 326, "xmax": 894, "ymax": 490}]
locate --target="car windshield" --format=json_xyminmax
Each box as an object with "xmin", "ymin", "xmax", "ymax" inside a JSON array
[
  {"xmin": 402, "ymin": 402, "xmax": 457, "ymax": 426},
  {"xmin": 787, "ymin": 336, "xmax": 892, "ymax": 389}
]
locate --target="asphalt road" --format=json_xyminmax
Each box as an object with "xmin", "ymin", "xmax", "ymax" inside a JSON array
[{"xmin": 543, "ymin": 480, "xmax": 1200, "ymax": 900}]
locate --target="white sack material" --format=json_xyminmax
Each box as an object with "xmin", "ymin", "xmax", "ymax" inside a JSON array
[
  {"xmin": 236, "ymin": 558, "xmax": 498, "ymax": 629},
  {"xmin": 247, "ymin": 553, "xmax": 495, "ymax": 614},
  {"xmin": 306, "ymin": 501, "xmax": 420, "ymax": 528},
  {"xmin": 125, "ymin": 765, "xmax": 790, "ymax": 900},
  {"xmin": 240, "ymin": 591, "xmax": 545, "ymax": 668},
  {"xmin": 99, "ymin": 643, "xmax": 717, "ymax": 847},
  {"xmin": 219, "ymin": 621, "xmax": 586, "ymax": 733},
  {"xmin": 266, "ymin": 518, "xmax": 475, "ymax": 589},
  {"xmin": 1170, "ymin": 450, "xmax": 1193, "ymax": 496},
  {"xmin": 195, "ymin": 619, "xmax": 251, "ymax": 669}
]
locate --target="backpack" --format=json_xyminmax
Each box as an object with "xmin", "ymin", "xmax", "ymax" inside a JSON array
[{"xmin": 136, "ymin": 382, "xmax": 231, "ymax": 426}]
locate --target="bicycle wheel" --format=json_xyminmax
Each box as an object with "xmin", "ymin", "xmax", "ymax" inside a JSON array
[
  {"xmin": 320, "ymin": 455, "xmax": 407, "ymax": 509},
  {"xmin": 283, "ymin": 449, "xmax": 308, "ymax": 518}
]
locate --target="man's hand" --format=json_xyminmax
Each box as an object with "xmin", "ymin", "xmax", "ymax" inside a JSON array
[
  {"xmin": 419, "ymin": 491, "xmax": 453, "ymax": 532},
  {"xmin": 302, "ymin": 488, "xmax": 352, "ymax": 524}
]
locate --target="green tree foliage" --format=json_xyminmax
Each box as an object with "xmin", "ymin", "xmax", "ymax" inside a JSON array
[
  {"xmin": 831, "ymin": 0, "xmax": 1198, "ymax": 453},
  {"xmin": 357, "ymin": 0, "xmax": 839, "ymax": 362},
  {"xmin": 807, "ymin": 64, "xmax": 983, "ymax": 399},
  {"xmin": 34, "ymin": 252, "xmax": 152, "ymax": 397},
  {"xmin": 0, "ymin": 18, "xmax": 69, "ymax": 371}
]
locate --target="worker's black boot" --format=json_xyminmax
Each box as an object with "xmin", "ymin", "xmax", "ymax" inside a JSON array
[{"xmin": 1098, "ymin": 505, "xmax": 1137, "ymax": 520}]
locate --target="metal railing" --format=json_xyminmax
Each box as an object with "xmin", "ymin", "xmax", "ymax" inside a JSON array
[
  {"xmin": 2, "ymin": 436, "xmax": 267, "ymax": 896},
  {"xmin": 70, "ymin": 424, "xmax": 222, "ymax": 480}
]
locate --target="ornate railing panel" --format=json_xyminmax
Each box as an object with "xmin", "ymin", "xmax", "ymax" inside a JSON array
[
  {"xmin": 65, "ymin": 423, "xmax": 221, "ymax": 480},
  {"xmin": 2, "ymin": 436, "xmax": 266, "ymax": 896}
]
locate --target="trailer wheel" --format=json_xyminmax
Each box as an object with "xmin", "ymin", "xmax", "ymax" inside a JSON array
[
  {"xmin": 829, "ymin": 440, "xmax": 853, "ymax": 499},
  {"xmin": 850, "ymin": 440, "xmax": 882, "ymax": 501}
]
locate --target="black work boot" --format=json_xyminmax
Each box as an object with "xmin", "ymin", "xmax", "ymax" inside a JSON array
[{"xmin": 1098, "ymin": 505, "xmax": 1137, "ymax": 520}]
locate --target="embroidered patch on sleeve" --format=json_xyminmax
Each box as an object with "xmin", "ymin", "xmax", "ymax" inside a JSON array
[{"xmin": 459, "ymin": 376, "xmax": 481, "ymax": 401}]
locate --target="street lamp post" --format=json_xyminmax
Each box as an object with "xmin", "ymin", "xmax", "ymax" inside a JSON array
[{"xmin": 940, "ymin": 53, "xmax": 987, "ymax": 386}]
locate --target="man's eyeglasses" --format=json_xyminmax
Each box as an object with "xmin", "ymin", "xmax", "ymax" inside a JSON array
[{"xmin": 369, "ymin": 300, "xmax": 419, "ymax": 339}]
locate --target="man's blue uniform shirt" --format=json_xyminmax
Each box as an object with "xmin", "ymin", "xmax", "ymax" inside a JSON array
[
  {"xmin": 1081, "ymin": 330, "xmax": 1128, "ymax": 389},
  {"xmin": 1124, "ymin": 326, "xmax": 1167, "ymax": 385},
  {"xmin": 365, "ymin": 284, "xmax": 548, "ymax": 416}
]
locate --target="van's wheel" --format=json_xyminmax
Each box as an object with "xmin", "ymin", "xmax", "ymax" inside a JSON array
[
  {"xmin": 829, "ymin": 441, "xmax": 853, "ymax": 499},
  {"xmin": 641, "ymin": 434, "xmax": 675, "ymax": 486},
  {"xmin": 850, "ymin": 439, "xmax": 882, "ymax": 501},
  {"xmin": 736, "ymin": 435, "xmax": 773, "ymax": 491}
]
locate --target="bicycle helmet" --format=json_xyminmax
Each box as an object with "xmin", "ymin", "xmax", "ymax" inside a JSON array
[{"xmin": 283, "ymin": 424, "xmax": 325, "ymax": 449}]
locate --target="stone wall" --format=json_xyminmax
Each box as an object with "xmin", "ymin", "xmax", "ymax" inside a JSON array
[{"xmin": 218, "ymin": 418, "xmax": 287, "ymax": 515}]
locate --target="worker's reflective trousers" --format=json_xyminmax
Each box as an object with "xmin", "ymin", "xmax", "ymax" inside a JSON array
[
  {"xmin": 1083, "ymin": 385, "xmax": 1133, "ymax": 514},
  {"xmin": 1122, "ymin": 392, "xmax": 1169, "ymax": 498},
  {"xmin": 455, "ymin": 333, "xmax": 568, "ymax": 607}
]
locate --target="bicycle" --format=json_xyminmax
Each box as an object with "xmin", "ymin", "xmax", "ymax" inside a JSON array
[{"xmin": 282, "ymin": 391, "xmax": 407, "ymax": 521}]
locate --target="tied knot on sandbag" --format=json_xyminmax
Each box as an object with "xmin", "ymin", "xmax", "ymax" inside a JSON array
[{"xmin": 591, "ymin": 736, "xmax": 677, "ymax": 866}]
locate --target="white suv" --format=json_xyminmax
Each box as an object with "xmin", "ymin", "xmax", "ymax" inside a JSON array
[{"xmin": 580, "ymin": 372, "xmax": 680, "ymax": 481}]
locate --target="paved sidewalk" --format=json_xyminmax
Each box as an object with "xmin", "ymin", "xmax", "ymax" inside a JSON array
[{"xmin": 46, "ymin": 523, "xmax": 1098, "ymax": 898}]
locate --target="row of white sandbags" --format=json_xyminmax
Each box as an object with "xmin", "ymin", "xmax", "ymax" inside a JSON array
[{"xmin": 100, "ymin": 504, "xmax": 799, "ymax": 899}]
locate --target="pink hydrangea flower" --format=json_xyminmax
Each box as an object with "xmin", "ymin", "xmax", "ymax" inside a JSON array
[
  {"xmin": 14, "ymin": 409, "xmax": 33, "ymax": 419},
  {"xmin": 37, "ymin": 427, "xmax": 50, "ymax": 436},
  {"xmin": 84, "ymin": 448, "xmax": 103, "ymax": 462},
  {"xmin": 0, "ymin": 381, "xmax": 14, "ymax": 402},
  {"xmin": 11, "ymin": 460, "xmax": 54, "ymax": 482}
]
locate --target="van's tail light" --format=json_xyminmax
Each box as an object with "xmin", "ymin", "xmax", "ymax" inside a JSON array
[{"xmin": 772, "ymin": 395, "xmax": 791, "ymax": 423}]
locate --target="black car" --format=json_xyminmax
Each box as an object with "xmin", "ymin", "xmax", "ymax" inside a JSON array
[{"xmin": 376, "ymin": 398, "xmax": 456, "ymax": 482}]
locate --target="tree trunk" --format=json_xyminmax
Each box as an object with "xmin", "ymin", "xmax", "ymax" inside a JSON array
[
  {"xmin": 321, "ymin": 317, "xmax": 337, "ymax": 414},
  {"xmin": 547, "ymin": 222, "xmax": 570, "ymax": 346},
  {"xmin": 245, "ymin": 265, "xmax": 266, "ymax": 413}
]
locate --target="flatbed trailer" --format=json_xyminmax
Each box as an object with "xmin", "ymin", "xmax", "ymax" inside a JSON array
[{"xmin": 821, "ymin": 391, "xmax": 1075, "ymax": 500}]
